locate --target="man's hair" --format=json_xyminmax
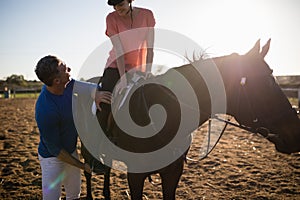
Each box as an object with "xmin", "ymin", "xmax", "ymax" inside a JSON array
[{"xmin": 35, "ymin": 55, "xmax": 60, "ymax": 86}]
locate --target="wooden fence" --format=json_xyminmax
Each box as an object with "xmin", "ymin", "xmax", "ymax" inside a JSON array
[
  {"xmin": 281, "ymin": 88, "xmax": 300, "ymax": 108},
  {"xmin": 275, "ymin": 75, "xmax": 300, "ymax": 108},
  {"xmin": 0, "ymin": 88, "xmax": 41, "ymax": 98},
  {"xmin": 0, "ymin": 80, "xmax": 299, "ymax": 108}
]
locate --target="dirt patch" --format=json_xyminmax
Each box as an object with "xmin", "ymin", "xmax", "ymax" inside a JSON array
[{"xmin": 0, "ymin": 98, "xmax": 299, "ymax": 199}]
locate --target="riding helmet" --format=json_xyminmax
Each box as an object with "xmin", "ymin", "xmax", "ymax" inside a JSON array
[{"xmin": 107, "ymin": 0, "xmax": 125, "ymax": 6}]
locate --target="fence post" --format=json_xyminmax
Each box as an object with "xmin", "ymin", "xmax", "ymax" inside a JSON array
[{"xmin": 298, "ymin": 88, "xmax": 300, "ymax": 108}]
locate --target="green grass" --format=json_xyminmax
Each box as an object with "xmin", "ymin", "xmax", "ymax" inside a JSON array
[{"xmin": 1, "ymin": 92, "xmax": 40, "ymax": 99}]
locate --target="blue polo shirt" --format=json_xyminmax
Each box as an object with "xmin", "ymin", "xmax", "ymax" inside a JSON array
[{"xmin": 35, "ymin": 79, "xmax": 78, "ymax": 158}]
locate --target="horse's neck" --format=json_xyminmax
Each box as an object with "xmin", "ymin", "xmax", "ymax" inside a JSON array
[
  {"xmin": 212, "ymin": 56, "xmax": 241, "ymax": 116},
  {"xmin": 170, "ymin": 63, "xmax": 212, "ymax": 125},
  {"xmin": 213, "ymin": 55, "xmax": 239, "ymax": 89},
  {"xmin": 173, "ymin": 56, "xmax": 240, "ymax": 118}
]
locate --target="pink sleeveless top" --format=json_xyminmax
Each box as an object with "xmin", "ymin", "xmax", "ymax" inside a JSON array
[{"xmin": 105, "ymin": 7, "xmax": 156, "ymax": 72}]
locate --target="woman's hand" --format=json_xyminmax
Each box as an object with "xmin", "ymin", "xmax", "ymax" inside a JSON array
[{"xmin": 145, "ymin": 71, "xmax": 153, "ymax": 79}]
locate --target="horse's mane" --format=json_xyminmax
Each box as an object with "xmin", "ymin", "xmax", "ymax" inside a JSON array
[{"xmin": 185, "ymin": 49, "xmax": 211, "ymax": 63}]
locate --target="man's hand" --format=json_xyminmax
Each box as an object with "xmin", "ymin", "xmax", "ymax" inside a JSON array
[
  {"xmin": 95, "ymin": 91, "xmax": 112, "ymax": 111},
  {"xmin": 84, "ymin": 163, "xmax": 92, "ymax": 174}
]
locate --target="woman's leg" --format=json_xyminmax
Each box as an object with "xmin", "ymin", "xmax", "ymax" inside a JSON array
[{"xmin": 97, "ymin": 68, "xmax": 120, "ymax": 133}]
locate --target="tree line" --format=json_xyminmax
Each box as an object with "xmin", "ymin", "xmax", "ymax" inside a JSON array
[{"xmin": 0, "ymin": 74, "xmax": 42, "ymax": 91}]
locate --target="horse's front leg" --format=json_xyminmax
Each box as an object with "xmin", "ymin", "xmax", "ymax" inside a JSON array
[
  {"xmin": 81, "ymin": 144, "xmax": 94, "ymax": 200},
  {"xmin": 160, "ymin": 156, "xmax": 185, "ymax": 200},
  {"xmin": 127, "ymin": 172, "xmax": 147, "ymax": 200},
  {"xmin": 103, "ymin": 166, "xmax": 111, "ymax": 200},
  {"xmin": 84, "ymin": 170, "xmax": 93, "ymax": 200}
]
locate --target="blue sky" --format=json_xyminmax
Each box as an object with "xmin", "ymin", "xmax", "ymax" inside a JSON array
[{"xmin": 0, "ymin": 0, "xmax": 299, "ymax": 80}]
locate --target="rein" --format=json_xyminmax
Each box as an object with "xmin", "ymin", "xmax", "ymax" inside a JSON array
[{"xmin": 213, "ymin": 115, "xmax": 255, "ymax": 134}]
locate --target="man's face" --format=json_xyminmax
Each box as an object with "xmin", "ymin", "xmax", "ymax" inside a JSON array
[{"xmin": 55, "ymin": 60, "xmax": 71, "ymax": 85}]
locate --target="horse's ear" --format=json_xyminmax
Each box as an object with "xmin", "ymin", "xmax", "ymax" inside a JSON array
[
  {"xmin": 246, "ymin": 39, "xmax": 260, "ymax": 56},
  {"xmin": 260, "ymin": 38, "xmax": 271, "ymax": 58}
]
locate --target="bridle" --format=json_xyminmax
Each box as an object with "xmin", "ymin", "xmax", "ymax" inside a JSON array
[
  {"xmin": 193, "ymin": 56, "xmax": 287, "ymax": 160},
  {"xmin": 212, "ymin": 69, "xmax": 290, "ymax": 141}
]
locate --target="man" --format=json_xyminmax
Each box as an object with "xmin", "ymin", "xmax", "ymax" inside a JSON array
[{"xmin": 34, "ymin": 55, "xmax": 111, "ymax": 199}]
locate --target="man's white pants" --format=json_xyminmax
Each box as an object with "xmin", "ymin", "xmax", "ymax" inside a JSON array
[{"xmin": 38, "ymin": 151, "xmax": 81, "ymax": 200}]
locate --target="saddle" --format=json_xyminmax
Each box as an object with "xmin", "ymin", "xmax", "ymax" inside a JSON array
[{"xmin": 91, "ymin": 72, "xmax": 146, "ymax": 116}]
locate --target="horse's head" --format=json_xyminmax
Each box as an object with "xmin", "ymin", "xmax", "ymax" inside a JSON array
[{"xmin": 216, "ymin": 39, "xmax": 300, "ymax": 154}]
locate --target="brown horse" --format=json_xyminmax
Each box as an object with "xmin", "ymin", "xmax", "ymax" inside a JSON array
[{"xmin": 87, "ymin": 39, "xmax": 300, "ymax": 199}]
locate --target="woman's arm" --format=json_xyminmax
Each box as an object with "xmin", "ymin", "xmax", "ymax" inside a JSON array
[
  {"xmin": 146, "ymin": 27, "xmax": 155, "ymax": 73},
  {"xmin": 111, "ymin": 35, "xmax": 126, "ymax": 77},
  {"xmin": 111, "ymin": 35, "xmax": 127, "ymax": 93}
]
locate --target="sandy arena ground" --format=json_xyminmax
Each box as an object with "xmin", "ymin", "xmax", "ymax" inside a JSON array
[{"xmin": 0, "ymin": 98, "xmax": 299, "ymax": 199}]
